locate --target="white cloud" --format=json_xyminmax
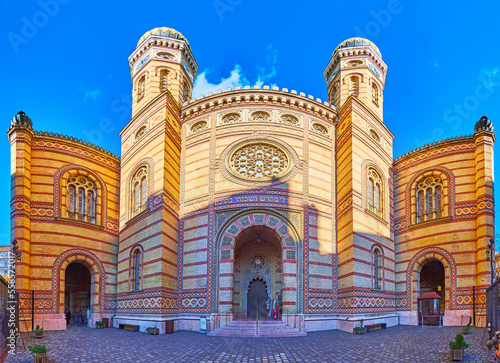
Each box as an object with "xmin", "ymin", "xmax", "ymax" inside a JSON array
[
  {"xmin": 480, "ymin": 67, "xmax": 500, "ymax": 90},
  {"xmin": 193, "ymin": 65, "xmax": 249, "ymax": 98},
  {"xmin": 83, "ymin": 88, "xmax": 103, "ymax": 102},
  {"xmin": 192, "ymin": 44, "xmax": 279, "ymax": 98},
  {"xmin": 256, "ymin": 44, "xmax": 278, "ymax": 87}
]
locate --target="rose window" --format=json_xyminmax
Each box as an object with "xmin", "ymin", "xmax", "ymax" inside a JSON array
[
  {"xmin": 228, "ymin": 142, "xmax": 290, "ymax": 180},
  {"xmin": 251, "ymin": 254, "xmax": 266, "ymax": 270}
]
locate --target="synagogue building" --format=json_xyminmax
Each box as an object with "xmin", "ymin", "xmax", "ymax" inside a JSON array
[{"xmin": 8, "ymin": 28, "xmax": 495, "ymax": 334}]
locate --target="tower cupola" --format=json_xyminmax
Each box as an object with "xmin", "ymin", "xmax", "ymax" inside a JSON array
[
  {"xmin": 324, "ymin": 37, "xmax": 387, "ymax": 120},
  {"xmin": 129, "ymin": 27, "xmax": 198, "ymax": 116}
]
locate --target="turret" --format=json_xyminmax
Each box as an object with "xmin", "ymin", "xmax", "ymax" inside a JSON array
[
  {"xmin": 128, "ymin": 27, "xmax": 198, "ymax": 117},
  {"xmin": 324, "ymin": 38, "xmax": 387, "ymax": 120}
]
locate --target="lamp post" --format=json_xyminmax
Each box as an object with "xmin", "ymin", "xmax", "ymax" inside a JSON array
[
  {"xmin": 11, "ymin": 239, "xmax": 21, "ymax": 262},
  {"xmin": 486, "ymin": 238, "xmax": 495, "ymax": 286}
]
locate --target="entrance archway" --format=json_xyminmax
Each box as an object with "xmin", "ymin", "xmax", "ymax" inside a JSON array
[
  {"xmin": 233, "ymin": 227, "xmax": 282, "ymax": 318},
  {"xmin": 420, "ymin": 259, "xmax": 445, "ymax": 312},
  {"xmin": 216, "ymin": 211, "xmax": 300, "ymax": 314},
  {"xmin": 64, "ymin": 262, "xmax": 91, "ymax": 319}
]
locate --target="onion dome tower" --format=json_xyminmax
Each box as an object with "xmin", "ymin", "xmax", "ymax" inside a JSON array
[
  {"xmin": 9, "ymin": 110, "xmax": 33, "ymax": 131},
  {"xmin": 324, "ymin": 37, "xmax": 387, "ymax": 120},
  {"xmin": 474, "ymin": 115, "xmax": 494, "ymax": 133},
  {"xmin": 128, "ymin": 27, "xmax": 198, "ymax": 116}
]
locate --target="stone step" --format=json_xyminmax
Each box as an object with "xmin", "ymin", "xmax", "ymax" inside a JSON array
[{"xmin": 208, "ymin": 320, "xmax": 307, "ymax": 337}]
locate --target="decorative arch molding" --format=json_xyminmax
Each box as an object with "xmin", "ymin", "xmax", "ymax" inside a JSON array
[
  {"xmin": 342, "ymin": 72, "xmax": 364, "ymax": 84},
  {"xmin": 214, "ymin": 210, "xmax": 301, "ymax": 314},
  {"xmin": 216, "ymin": 209, "xmax": 300, "ymax": 249},
  {"xmin": 51, "ymin": 248, "xmax": 106, "ymax": 314},
  {"xmin": 54, "ymin": 164, "xmax": 108, "ymax": 226},
  {"xmin": 405, "ymin": 166, "xmax": 455, "ymax": 227},
  {"xmin": 246, "ymin": 276, "xmax": 269, "ymax": 291},
  {"xmin": 406, "ymin": 247, "xmax": 457, "ymax": 311}
]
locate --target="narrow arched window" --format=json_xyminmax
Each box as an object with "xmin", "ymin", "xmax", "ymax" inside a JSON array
[
  {"xmin": 182, "ymin": 83, "xmax": 190, "ymax": 102},
  {"xmin": 138, "ymin": 76, "xmax": 145, "ymax": 99},
  {"xmin": 330, "ymin": 84, "xmax": 339, "ymax": 107},
  {"xmin": 160, "ymin": 70, "xmax": 169, "ymax": 92},
  {"xmin": 372, "ymin": 83, "xmax": 379, "ymax": 105},
  {"xmin": 367, "ymin": 167, "xmax": 383, "ymax": 218},
  {"xmin": 374, "ymin": 250, "xmax": 380, "ymax": 289},
  {"xmin": 350, "ymin": 76, "xmax": 359, "ymax": 97},
  {"xmin": 68, "ymin": 186, "xmax": 76, "ymax": 214},
  {"xmin": 416, "ymin": 176, "xmax": 444, "ymax": 223},
  {"xmin": 134, "ymin": 250, "xmax": 141, "ymax": 290},
  {"xmin": 131, "ymin": 166, "xmax": 148, "ymax": 218},
  {"xmin": 66, "ymin": 175, "xmax": 96, "ymax": 224}
]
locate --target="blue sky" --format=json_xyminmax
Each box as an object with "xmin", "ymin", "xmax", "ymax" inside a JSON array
[{"xmin": 0, "ymin": 1, "xmax": 499, "ymax": 247}]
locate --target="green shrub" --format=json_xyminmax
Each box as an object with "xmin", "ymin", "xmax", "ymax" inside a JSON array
[
  {"xmin": 95, "ymin": 320, "xmax": 104, "ymax": 326},
  {"xmin": 449, "ymin": 334, "xmax": 469, "ymax": 350},
  {"xmin": 28, "ymin": 345, "xmax": 49, "ymax": 355},
  {"xmin": 34, "ymin": 325, "xmax": 43, "ymax": 334}
]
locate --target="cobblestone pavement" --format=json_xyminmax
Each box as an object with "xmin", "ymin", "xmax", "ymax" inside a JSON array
[{"xmin": 5, "ymin": 324, "xmax": 491, "ymax": 363}]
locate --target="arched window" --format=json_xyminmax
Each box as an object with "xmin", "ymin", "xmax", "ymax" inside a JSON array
[
  {"xmin": 67, "ymin": 175, "xmax": 96, "ymax": 224},
  {"xmin": 130, "ymin": 246, "xmax": 143, "ymax": 291},
  {"xmin": 372, "ymin": 83, "xmax": 379, "ymax": 105},
  {"xmin": 350, "ymin": 76, "xmax": 359, "ymax": 97},
  {"xmin": 160, "ymin": 70, "xmax": 169, "ymax": 92},
  {"xmin": 373, "ymin": 248, "xmax": 383, "ymax": 289},
  {"xmin": 416, "ymin": 176, "xmax": 444, "ymax": 223},
  {"xmin": 137, "ymin": 76, "xmax": 145, "ymax": 100},
  {"xmin": 131, "ymin": 166, "xmax": 148, "ymax": 218},
  {"xmin": 182, "ymin": 83, "xmax": 190, "ymax": 102},
  {"xmin": 367, "ymin": 168, "xmax": 383, "ymax": 217},
  {"xmin": 330, "ymin": 84, "xmax": 339, "ymax": 107},
  {"xmin": 135, "ymin": 126, "xmax": 147, "ymax": 142},
  {"xmin": 134, "ymin": 250, "xmax": 141, "ymax": 290}
]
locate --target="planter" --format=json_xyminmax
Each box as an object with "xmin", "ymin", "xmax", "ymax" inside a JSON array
[
  {"xmin": 461, "ymin": 328, "xmax": 470, "ymax": 335},
  {"xmin": 33, "ymin": 354, "xmax": 49, "ymax": 363},
  {"xmin": 147, "ymin": 328, "xmax": 159, "ymax": 335},
  {"xmin": 96, "ymin": 324, "xmax": 105, "ymax": 329},
  {"xmin": 353, "ymin": 328, "xmax": 367, "ymax": 334},
  {"xmin": 450, "ymin": 348, "xmax": 464, "ymax": 361},
  {"xmin": 34, "ymin": 332, "xmax": 44, "ymax": 339}
]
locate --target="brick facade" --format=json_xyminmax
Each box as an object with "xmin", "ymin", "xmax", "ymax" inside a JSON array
[{"xmin": 8, "ymin": 30, "xmax": 495, "ymax": 333}]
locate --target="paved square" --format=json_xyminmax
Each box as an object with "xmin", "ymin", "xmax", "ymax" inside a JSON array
[{"xmin": 6, "ymin": 325, "xmax": 490, "ymax": 362}]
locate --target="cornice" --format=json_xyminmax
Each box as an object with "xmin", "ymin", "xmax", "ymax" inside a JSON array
[
  {"xmin": 393, "ymin": 134, "xmax": 475, "ymax": 165},
  {"xmin": 180, "ymin": 86, "xmax": 337, "ymax": 123},
  {"xmin": 32, "ymin": 130, "xmax": 120, "ymax": 162}
]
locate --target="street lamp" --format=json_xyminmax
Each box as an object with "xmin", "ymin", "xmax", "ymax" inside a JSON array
[
  {"xmin": 486, "ymin": 238, "xmax": 495, "ymax": 285},
  {"xmin": 11, "ymin": 239, "xmax": 21, "ymax": 262}
]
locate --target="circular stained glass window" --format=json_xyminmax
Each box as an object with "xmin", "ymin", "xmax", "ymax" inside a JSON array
[{"xmin": 227, "ymin": 141, "xmax": 292, "ymax": 181}]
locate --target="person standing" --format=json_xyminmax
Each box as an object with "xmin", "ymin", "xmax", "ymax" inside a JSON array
[
  {"xmin": 65, "ymin": 309, "xmax": 72, "ymax": 326},
  {"xmin": 86, "ymin": 307, "xmax": 90, "ymax": 326},
  {"xmin": 77, "ymin": 309, "xmax": 83, "ymax": 324}
]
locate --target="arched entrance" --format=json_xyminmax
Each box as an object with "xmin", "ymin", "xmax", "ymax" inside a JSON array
[
  {"xmin": 64, "ymin": 262, "xmax": 92, "ymax": 319},
  {"xmin": 408, "ymin": 247, "xmax": 456, "ymax": 311},
  {"xmin": 216, "ymin": 211, "xmax": 300, "ymax": 314},
  {"xmin": 419, "ymin": 259, "xmax": 445, "ymax": 312},
  {"xmin": 233, "ymin": 227, "xmax": 282, "ymax": 318}
]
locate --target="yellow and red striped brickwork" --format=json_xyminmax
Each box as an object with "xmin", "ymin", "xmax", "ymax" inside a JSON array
[{"xmin": 8, "ymin": 30, "xmax": 494, "ymax": 333}]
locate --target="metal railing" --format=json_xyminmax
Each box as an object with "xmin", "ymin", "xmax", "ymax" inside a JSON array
[
  {"xmin": 213, "ymin": 307, "xmax": 233, "ymax": 330},
  {"xmin": 282, "ymin": 307, "xmax": 302, "ymax": 331}
]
